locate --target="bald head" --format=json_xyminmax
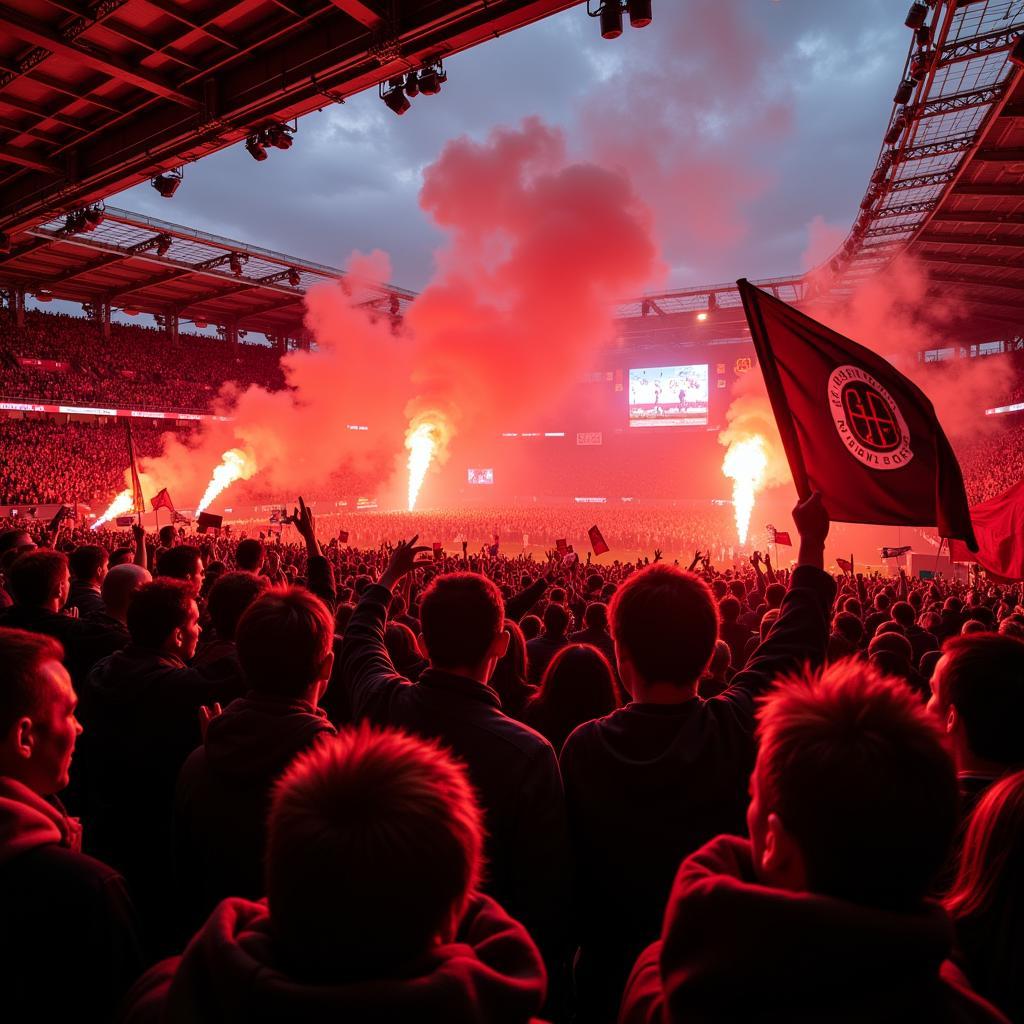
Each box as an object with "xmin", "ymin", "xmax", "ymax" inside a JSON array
[{"xmin": 102, "ymin": 563, "xmax": 152, "ymax": 622}]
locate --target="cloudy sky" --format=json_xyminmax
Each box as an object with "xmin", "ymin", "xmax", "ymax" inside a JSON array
[{"xmin": 111, "ymin": 0, "xmax": 909, "ymax": 294}]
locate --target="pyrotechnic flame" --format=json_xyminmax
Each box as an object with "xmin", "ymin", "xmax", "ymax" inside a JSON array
[
  {"xmin": 195, "ymin": 448, "xmax": 257, "ymax": 514},
  {"xmin": 405, "ymin": 418, "xmax": 442, "ymax": 512},
  {"xmin": 92, "ymin": 489, "xmax": 134, "ymax": 530},
  {"xmin": 722, "ymin": 435, "xmax": 768, "ymax": 546}
]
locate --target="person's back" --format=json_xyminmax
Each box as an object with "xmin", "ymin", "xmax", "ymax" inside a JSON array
[
  {"xmin": 620, "ymin": 658, "xmax": 1006, "ymax": 1024},
  {"xmin": 560, "ymin": 494, "xmax": 835, "ymax": 1022},
  {"xmin": 79, "ymin": 579, "xmax": 244, "ymax": 948},
  {"xmin": 946, "ymin": 769, "xmax": 1024, "ymax": 1023},
  {"xmin": 569, "ymin": 602, "xmax": 616, "ymax": 669},
  {"xmin": 175, "ymin": 588, "xmax": 337, "ymax": 932},
  {"xmin": 190, "ymin": 570, "xmax": 267, "ymax": 688},
  {"xmin": 526, "ymin": 602, "xmax": 571, "ymax": 684},
  {"xmin": 126, "ymin": 727, "xmax": 547, "ymax": 1024},
  {"xmin": 66, "ymin": 544, "xmax": 108, "ymax": 618},
  {"xmin": 338, "ymin": 541, "xmax": 570, "ymax": 983},
  {"xmin": 0, "ymin": 628, "xmax": 144, "ymax": 1019}
]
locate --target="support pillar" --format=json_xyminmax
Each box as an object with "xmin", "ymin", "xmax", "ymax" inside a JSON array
[
  {"xmin": 14, "ymin": 287, "xmax": 25, "ymax": 328},
  {"xmin": 226, "ymin": 319, "xmax": 238, "ymax": 346},
  {"xmin": 101, "ymin": 300, "xmax": 111, "ymax": 340},
  {"xmin": 167, "ymin": 306, "xmax": 179, "ymax": 345}
]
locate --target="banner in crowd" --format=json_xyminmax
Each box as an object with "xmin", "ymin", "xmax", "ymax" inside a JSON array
[
  {"xmin": 737, "ymin": 279, "xmax": 976, "ymax": 549},
  {"xmin": 17, "ymin": 358, "xmax": 69, "ymax": 372},
  {"xmin": 948, "ymin": 478, "xmax": 1024, "ymax": 581},
  {"xmin": 589, "ymin": 525, "xmax": 610, "ymax": 555},
  {"xmin": 0, "ymin": 400, "xmax": 230, "ymax": 421},
  {"xmin": 881, "ymin": 545, "xmax": 912, "ymax": 559}
]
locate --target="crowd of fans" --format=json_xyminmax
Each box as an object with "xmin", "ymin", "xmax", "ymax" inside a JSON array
[
  {"xmin": 956, "ymin": 420, "xmax": 1024, "ymax": 505},
  {"xmin": 0, "ymin": 490, "xmax": 1022, "ymax": 1022},
  {"xmin": 0, "ymin": 310, "xmax": 284, "ymax": 413}
]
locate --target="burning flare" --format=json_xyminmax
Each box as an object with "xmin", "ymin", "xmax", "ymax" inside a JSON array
[
  {"xmin": 195, "ymin": 448, "xmax": 256, "ymax": 515},
  {"xmin": 92, "ymin": 489, "xmax": 134, "ymax": 530},
  {"xmin": 722, "ymin": 435, "xmax": 768, "ymax": 546},
  {"xmin": 405, "ymin": 416, "xmax": 443, "ymax": 511}
]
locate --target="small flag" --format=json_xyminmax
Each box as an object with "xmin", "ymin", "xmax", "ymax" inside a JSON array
[
  {"xmin": 836, "ymin": 557, "xmax": 853, "ymax": 574},
  {"xmin": 172, "ymin": 510, "xmax": 190, "ymax": 524},
  {"xmin": 124, "ymin": 421, "xmax": 146, "ymax": 514},
  {"xmin": 339, "ymin": 529, "xmax": 349, "ymax": 543},
  {"xmin": 151, "ymin": 487, "xmax": 175, "ymax": 512},
  {"xmin": 588, "ymin": 525, "xmax": 610, "ymax": 555},
  {"xmin": 738, "ymin": 279, "xmax": 975, "ymax": 548},
  {"xmin": 881, "ymin": 545, "xmax": 912, "ymax": 559},
  {"xmin": 773, "ymin": 531, "xmax": 792, "ymax": 546},
  {"xmin": 48, "ymin": 505, "xmax": 71, "ymax": 532},
  {"xmin": 433, "ymin": 541, "xmax": 443, "ymax": 561},
  {"xmin": 196, "ymin": 511, "xmax": 223, "ymax": 534},
  {"xmin": 949, "ymin": 479, "xmax": 1024, "ymax": 581},
  {"xmin": 115, "ymin": 515, "xmax": 135, "ymax": 527},
  {"xmin": 556, "ymin": 539, "xmax": 568, "ymax": 557}
]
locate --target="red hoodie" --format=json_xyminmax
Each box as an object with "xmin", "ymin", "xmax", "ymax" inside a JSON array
[
  {"xmin": 123, "ymin": 891, "xmax": 548, "ymax": 1024},
  {"xmin": 0, "ymin": 777, "xmax": 82, "ymax": 863},
  {"xmin": 620, "ymin": 835, "xmax": 1008, "ymax": 1024}
]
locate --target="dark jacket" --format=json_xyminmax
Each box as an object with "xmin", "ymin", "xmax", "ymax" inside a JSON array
[
  {"xmin": 122, "ymin": 892, "xmax": 546, "ymax": 1024},
  {"xmin": 175, "ymin": 694, "xmax": 336, "ymax": 931},
  {"xmin": 0, "ymin": 778, "xmax": 144, "ymax": 1021},
  {"xmin": 66, "ymin": 580, "xmax": 105, "ymax": 618},
  {"xmin": 560, "ymin": 563, "xmax": 835, "ymax": 1022},
  {"xmin": 338, "ymin": 583, "xmax": 571, "ymax": 966},
  {"xmin": 621, "ymin": 835, "xmax": 1008, "ymax": 1024},
  {"xmin": 568, "ymin": 625, "xmax": 616, "ymax": 670},
  {"xmin": 78, "ymin": 645, "xmax": 247, "ymax": 950},
  {"xmin": 526, "ymin": 633, "xmax": 570, "ymax": 685}
]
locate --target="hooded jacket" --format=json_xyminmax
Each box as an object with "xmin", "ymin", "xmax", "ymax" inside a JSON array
[
  {"xmin": 620, "ymin": 835, "xmax": 1008, "ymax": 1024},
  {"xmin": 123, "ymin": 892, "xmax": 547, "ymax": 1024},
  {"xmin": 0, "ymin": 777, "xmax": 143, "ymax": 1019},
  {"xmin": 175, "ymin": 694, "xmax": 336, "ymax": 930}
]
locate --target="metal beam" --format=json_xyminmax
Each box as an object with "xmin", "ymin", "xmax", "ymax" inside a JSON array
[
  {"xmin": 975, "ymin": 147, "xmax": 1024, "ymax": 162},
  {"xmin": 931, "ymin": 209, "xmax": 1024, "ymax": 225},
  {"xmin": 917, "ymin": 230, "xmax": 1024, "ymax": 248},
  {"xmin": 915, "ymin": 249, "xmax": 1024, "ymax": 272},
  {"xmin": 889, "ymin": 169, "xmax": 957, "ymax": 192},
  {"xmin": 929, "ymin": 271, "xmax": 1024, "ymax": 294},
  {"xmin": 325, "ymin": 0, "xmax": 385, "ymax": 29},
  {"xmin": 0, "ymin": 7, "xmax": 202, "ymax": 109},
  {"xmin": 0, "ymin": 235, "xmax": 54, "ymax": 267},
  {"xmin": 44, "ymin": 251, "xmax": 128, "ymax": 285},
  {"xmin": 952, "ymin": 182, "xmax": 1024, "ymax": 198},
  {"xmin": 109, "ymin": 267, "xmax": 201, "ymax": 302},
  {"xmin": 937, "ymin": 25, "xmax": 1020, "ymax": 67},
  {"xmin": 0, "ymin": 143, "xmax": 58, "ymax": 174},
  {"xmin": 906, "ymin": 83, "xmax": 1005, "ymax": 121}
]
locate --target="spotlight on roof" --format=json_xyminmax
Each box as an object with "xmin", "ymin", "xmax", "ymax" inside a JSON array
[
  {"xmin": 404, "ymin": 71, "xmax": 420, "ymax": 97},
  {"xmin": 597, "ymin": 0, "xmax": 623, "ymax": 39},
  {"xmin": 35, "ymin": 289, "xmax": 53, "ymax": 303},
  {"xmin": 904, "ymin": 2, "xmax": 927, "ymax": 30},
  {"xmin": 151, "ymin": 169, "xmax": 182, "ymax": 198},
  {"xmin": 194, "ymin": 319, "xmax": 208, "ymax": 329},
  {"xmin": 84, "ymin": 205, "xmax": 105, "ymax": 228},
  {"xmin": 893, "ymin": 78, "xmax": 914, "ymax": 105},
  {"xmin": 381, "ymin": 77, "xmax": 411, "ymax": 115},
  {"xmin": 884, "ymin": 114, "xmax": 906, "ymax": 146},
  {"xmin": 229, "ymin": 253, "xmax": 244, "ymax": 276},
  {"xmin": 287, "ymin": 268, "xmax": 301, "ymax": 287},
  {"xmin": 418, "ymin": 63, "xmax": 446, "ymax": 96},
  {"xmin": 915, "ymin": 24, "xmax": 931, "ymax": 47},
  {"xmin": 628, "ymin": 0, "xmax": 652, "ymax": 28},
  {"xmin": 266, "ymin": 123, "xmax": 295, "ymax": 150},
  {"xmin": 155, "ymin": 234, "xmax": 172, "ymax": 257},
  {"xmin": 245, "ymin": 133, "xmax": 268, "ymax": 161},
  {"xmin": 123, "ymin": 307, "xmax": 139, "ymax": 316},
  {"xmin": 696, "ymin": 311, "xmax": 708, "ymax": 322}
]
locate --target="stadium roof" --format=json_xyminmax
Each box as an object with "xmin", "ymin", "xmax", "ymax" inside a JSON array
[
  {"xmin": 0, "ymin": 0, "xmax": 583, "ymax": 240},
  {"xmin": 0, "ymin": 203, "xmax": 414, "ymax": 334}
]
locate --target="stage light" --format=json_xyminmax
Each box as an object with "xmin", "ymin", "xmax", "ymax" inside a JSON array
[
  {"xmin": 418, "ymin": 67, "xmax": 441, "ymax": 95},
  {"xmin": 916, "ymin": 24, "xmax": 931, "ymax": 47},
  {"xmin": 84, "ymin": 205, "xmax": 105, "ymax": 228},
  {"xmin": 35, "ymin": 289, "xmax": 52, "ymax": 302},
  {"xmin": 266, "ymin": 124, "xmax": 294, "ymax": 150},
  {"xmin": 910, "ymin": 52, "xmax": 930, "ymax": 79},
  {"xmin": 884, "ymin": 115, "xmax": 906, "ymax": 146},
  {"xmin": 905, "ymin": 2, "xmax": 927, "ymax": 30},
  {"xmin": 893, "ymin": 78, "xmax": 914, "ymax": 105},
  {"xmin": 628, "ymin": 0, "xmax": 652, "ymax": 28},
  {"xmin": 151, "ymin": 170, "xmax": 182, "ymax": 198},
  {"xmin": 382, "ymin": 77, "xmax": 411, "ymax": 114},
  {"xmin": 697, "ymin": 312, "xmax": 708, "ymax": 322},
  {"xmin": 155, "ymin": 234, "xmax": 172, "ymax": 257},
  {"xmin": 405, "ymin": 71, "xmax": 420, "ymax": 97},
  {"xmin": 229, "ymin": 253, "xmax": 243, "ymax": 276},
  {"xmin": 123, "ymin": 307, "xmax": 138, "ymax": 316},
  {"xmin": 245, "ymin": 134, "xmax": 268, "ymax": 161},
  {"xmin": 600, "ymin": 1, "xmax": 623, "ymax": 39},
  {"xmin": 194, "ymin": 319, "xmax": 208, "ymax": 329},
  {"xmin": 287, "ymin": 268, "xmax": 301, "ymax": 287}
]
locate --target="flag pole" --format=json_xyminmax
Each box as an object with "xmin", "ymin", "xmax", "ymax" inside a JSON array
[
  {"xmin": 736, "ymin": 279, "xmax": 811, "ymax": 501},
  {"xmin": 934, "ymin": 536, "xmax": 945, "ymax": 577}
]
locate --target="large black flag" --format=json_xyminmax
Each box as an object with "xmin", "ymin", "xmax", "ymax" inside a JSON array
[{"xmin": 738, "ymin": 279, "xmax": 975, "ymax": 548}]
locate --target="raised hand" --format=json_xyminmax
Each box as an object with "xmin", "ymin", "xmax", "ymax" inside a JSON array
[
  {"xmin": 293, "ymin": 496, "xmax": 320, "ymax": 556},
  {"xmin": 380, "ymin": 534, "xmax": 432, "ymax": 590},
  {"xmin": 653, "ymin": 548, "xmax": 663, "ymax": 563}
]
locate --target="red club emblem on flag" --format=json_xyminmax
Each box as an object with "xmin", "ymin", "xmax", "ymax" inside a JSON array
[{"xmin": 828, "ymin": 365, "xmax": 913, "ymax": 471}]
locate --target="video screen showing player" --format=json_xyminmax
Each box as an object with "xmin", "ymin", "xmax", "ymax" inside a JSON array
[
  {"xmin": 628, "ymin": 364, "xmax": 709, "ymax": 427},
  {"xmin": 467, "ymin": 467, "xmax": 494, "ymax": 485}
]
